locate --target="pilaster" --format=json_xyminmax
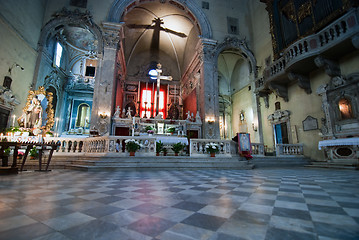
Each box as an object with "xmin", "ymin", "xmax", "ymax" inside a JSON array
[
  {"xmin": 90, "ymin": 22, "xmax": 123, "ymax": 135},
  {"xmin": 198, "ymin": 38, "xmax": 220, "ymax": 139}
]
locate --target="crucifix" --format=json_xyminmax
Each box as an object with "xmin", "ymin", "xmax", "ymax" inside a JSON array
[{"xmin": 155, "ymin": 63, "xmax": 172, "ymax": 117}]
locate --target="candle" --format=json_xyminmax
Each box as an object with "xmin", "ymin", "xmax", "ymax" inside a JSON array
[
  {"xmin": 167, "ymin": 84, "xmax": 170, "ymax": 103},
  {"xmin": 24, "ymin": 117, "xmax": 27, "ymax": 128},
  {"xmin": 12, "ymin": 114, "xmax": 15, "ymax": 126},
  {"xmin": 174, "ymin": 85, "xmax": 176, "ymax": 104},
  {"xmin": 137, "ymin": 81, "xmax": 141, "ymax": 102},
  {"xmin": 152, "ymin": 82, "xmax": 154, "ymax": 103}
]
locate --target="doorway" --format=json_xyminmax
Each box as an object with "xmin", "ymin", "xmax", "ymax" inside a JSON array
[{"xmin": 274, "ymin": 122, "xmax": 289, "ymax": 144}]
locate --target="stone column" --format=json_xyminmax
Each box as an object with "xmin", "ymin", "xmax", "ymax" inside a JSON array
[
  {"xmin": 90, "ymin": 22, "xmax": 123, "ymax": 135},
  {"xmin": 198, "ymin": 38, "xmax": 220, "ymax": 139}
]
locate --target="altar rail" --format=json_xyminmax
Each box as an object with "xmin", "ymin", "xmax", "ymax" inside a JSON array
[
  {"xmin": 190, "ymin": 139, "xmax": 238, "ymax": 157},
  {"xmin": 276, "ymin": 144, "xmax": 304, "ymax": 156},
  {"xmin": 251, "ymin": 143, "xmax": 265, "ymax": 156}
]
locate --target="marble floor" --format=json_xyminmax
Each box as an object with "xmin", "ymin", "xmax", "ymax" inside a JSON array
[{"xmin": 0, "ymin": 168, "xmax": 358, "ymax": 240}]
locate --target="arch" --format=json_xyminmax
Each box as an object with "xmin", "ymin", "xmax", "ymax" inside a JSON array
[
  {"xmin": 107, "ymin": 0, "xmax": 212, "ymax": 39},
  {"xmin": 214, "ymin": 37, "xmax": 257, "ymax": 78},
  {"xmin": 38, "ymin": 9, "xmax": 104, "ymax": 56}
]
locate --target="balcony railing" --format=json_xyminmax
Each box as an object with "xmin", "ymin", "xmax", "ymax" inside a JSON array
[
  {"xmin": 276, "ymin": 144, "xmax": 304, "ymax": 156},
  {"xmin": 256, "ymin": 8, "xmax": 359, "ymax": 90}
]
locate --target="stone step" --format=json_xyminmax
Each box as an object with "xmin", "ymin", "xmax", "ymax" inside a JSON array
[
  {"xmin": 305, "ymin": 162, "xmax": 358, "ymax": 170},
  {"xmin": 251, "ymin": 156, "xmax": 310, "ymax": 168}
]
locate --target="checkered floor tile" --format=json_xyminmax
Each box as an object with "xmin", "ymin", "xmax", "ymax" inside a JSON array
[{"xmin": 0, "ymin": 168, "xmax": 358, "ymax": 240}]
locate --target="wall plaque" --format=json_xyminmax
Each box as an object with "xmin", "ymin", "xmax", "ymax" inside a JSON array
[{"xmin": 303, "ymin": 116, "xmax": 318, "ymax": 131}]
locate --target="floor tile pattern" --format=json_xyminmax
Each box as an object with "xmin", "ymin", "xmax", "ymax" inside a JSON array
[{"xmin": 0, "ymin": 168, "xmax": 358, "ymax": 240}]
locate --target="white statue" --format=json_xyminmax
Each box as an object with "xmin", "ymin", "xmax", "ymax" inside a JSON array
[
  {"xmin": 195, "ymin": 111, "xmax": 202, "ymax": 123},
  {"xmin": 186, "ymin": 111, "xmax": 192, "ymax": 121},
  {"xmin": 113, "ymin": 106, "xmax": 121, "ymax": 118},
  {"xmin": 126, "ymin": 107, "xmax": 133, "ymax": 119}
]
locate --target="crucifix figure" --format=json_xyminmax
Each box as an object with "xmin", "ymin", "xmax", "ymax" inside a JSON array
[{"xmin": 155, "ymin": 63, "xmax": 172, "ymax": 117}]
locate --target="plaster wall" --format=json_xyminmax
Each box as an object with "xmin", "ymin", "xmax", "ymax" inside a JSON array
[
  {"xmin": 247, "ymin": 1, "xmax": 272, "ymax": 71},
  {"xmin": 0, "ymin": 0, "xmax": 46, "ymax": 50},
  {"xmin": 231, "ymin": 86, "xmax": 256, "ymax": 141},
  {"xmin": 0, "ymin": 16, "xmax": 38, "ymax": 119}
]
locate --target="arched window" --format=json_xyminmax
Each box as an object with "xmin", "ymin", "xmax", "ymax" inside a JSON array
[
  {"xmin": 76, "ymin": 103, "xmax": 90, "ymax": 128},
  {"xmin": 338, "ymin": 98, "xmax": 353, "ymax": 120},
  {"xmin": 54, "ymin": 42, "xmax": 63, "ymax": 67}
]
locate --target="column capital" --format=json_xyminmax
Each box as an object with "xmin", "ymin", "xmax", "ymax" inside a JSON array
[
  {"xmin": 197, "ymin": 38, "xmax": 217, "ymax": 63},
  {"xmin": 102, "ymin": 22, "xmax": 124, "ymax": 49}
]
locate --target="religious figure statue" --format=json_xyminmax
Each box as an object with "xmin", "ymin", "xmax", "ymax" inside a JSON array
[
  {"xmin": 18, "ymin": 96, "xmax": 43, "ymax": 132},
  {"xmin": 113, "ymin": 106, "xmax": 121, "ymax": 118},
  {"xmin": 126, "ymin": 107, "xmax": 133, "ymax": 119},
  {"xmin": 195, "ymin": 111, "xmax": 202, "ymax": 123},
  {"xmin": 186, "ymin": 111, "xmax": 192, "ymax": 121}
]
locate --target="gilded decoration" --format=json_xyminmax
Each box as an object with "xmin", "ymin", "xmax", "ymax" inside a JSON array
[{"xmin": 17, "ymin": 86, "xmax": 54, "ymax": 134}]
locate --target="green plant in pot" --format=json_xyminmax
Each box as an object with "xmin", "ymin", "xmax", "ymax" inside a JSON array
[
  {"xmin": 166, "ymin": 127, "xmax": 175, "ymax": 134},
  {"xmin": 171, "ymin": 142, "xmax": 184, "ymax": 156},
  {"xmin": 1, "ymin": 147, "xmax": 10, "ymax": 167},
  {"xmin": 29, "ymin": 147, "xmax": 39, "ymax": 159},
  {"xmin": 156, "ymin": 141, "xmax": 164, "ymax": 156},
  {"xmin": 162, "ymin": 147, "xmax": 167, "ymax": 156},
  {"xmin": 125, "ymin": 139, "xmax": 141, "ymax": 156}
]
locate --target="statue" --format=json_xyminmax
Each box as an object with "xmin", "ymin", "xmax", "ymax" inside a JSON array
[
  {"xmin": 195, "ymin": 111, "xmax": 202, "ymax": 123},
  {"xmin": 186, "ymin": 111, "xmax": 192, "ymax": 121},
  {"xmin": 113, "ymin": 106, "xmax": 121, "ymax": 118},
  {"xmin": 18, "ymin": 96, "xmax": 43, "ymax": 130},
  {"xmin": 126, "ymin": 107, "xmax": 133, "ymax": 119}
]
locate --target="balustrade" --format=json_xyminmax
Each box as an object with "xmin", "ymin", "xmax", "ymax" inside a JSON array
[
  {"xmin": 251, "ymin": 143, "xmax": 265, "ymax": 156},
  {"xmin": 190, "ymin": 139, "xmax": 237, "ymax": 157},
  {"xmin": 258, "ymin": 9, "xmax": 358, "ymax": 85},
  {"xmin": 276, "ymin": 144, "xmax": 303, "ymax": 156}
]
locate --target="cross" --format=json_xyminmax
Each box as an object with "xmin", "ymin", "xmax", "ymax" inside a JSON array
[{"xmin": 155, "ymin": 63, "xmax": 172, "ymax": 116}]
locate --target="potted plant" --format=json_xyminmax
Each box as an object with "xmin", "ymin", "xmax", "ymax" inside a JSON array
[
  {"xmin": 1, "ymin": 147, "xmax": 10, "ymax": 167},
  {"xmin": 156, "ymin": 141, "xmax": 164, "ymax": 156},
  {"xmin": 162, "ymin": 147, "xmax": 167, "ymax": 156},
  {"xmin": 171, "ymin": 142, "xmax": 184, "ymax": 156},
  {"xmin": 205, "ymin": 142, "xmax": 219, "ymax": 157},
  {"xmin": 125, "ymin": 139, "xmax": 141, "ymax": 156},
  {"xmin": 166, "ymin": 127, "xmax": 175, "ymax": 135},
  {"xmin": 17, "ymin": 150, "xmax": 24, "ymax": 160},
  {"xmin": 29, "ymin": 147, "xmax": 39, "ymax": 159}
]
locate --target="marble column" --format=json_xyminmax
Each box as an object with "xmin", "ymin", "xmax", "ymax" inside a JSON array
[
  {"xmin": 198, "ymin": 38, "xmax": 220, "ymax": 139},
  {"xmin": 90, "ymin": 22, "xmax": 123, "ymax": 135}
]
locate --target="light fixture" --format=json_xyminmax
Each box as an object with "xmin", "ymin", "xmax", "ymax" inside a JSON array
[
  {"xmin": 8, "ymin": 63, "xmax": 24, "ymax": 75},
  {"xmin": 252, "ymin": 122, "xmax": 258, "ymax": 132},
  {"xmin": 206, "ymin": 117, "xmax": 215, "ymax": 124},
  {"xmin": 99, "ymin": 112, "xmax": 107, "ymax": 119}
]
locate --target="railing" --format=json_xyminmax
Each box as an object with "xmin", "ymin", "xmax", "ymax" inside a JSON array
[
  {"xmin": 259, "ymin": 8, "xmax": 359, "ymax": 85},
  {"xmin": 190, "ymin": 139, "xmax": 238, "ymax": 157},
  {"xmin": 251, "ymin": 143, "xmax": 265, "ymax": 156},
  {"xmin": 276, "ymin": 144, "xmax": 304, "ymax": 156},
  {"xmin": 43, "ymin": 137, "xmax": 85, "ymax": 153}
]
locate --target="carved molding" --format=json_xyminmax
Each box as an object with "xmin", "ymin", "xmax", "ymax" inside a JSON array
[
  {"xmin": 38, "ymin": 8, "xmax": 104, "ymax": 56},
  {"xmin": 0, "ymin": 86, "xmax": 20, "ymax": 110},
  {"xmin": 267, "ymin": 110, "xmax": 291, "ymax": 124},
  {"xmin": 102, "ymin": 22, "xmax": 123, "ymax": 49},
  {"xmin": 314, "ymin": 56, "xmax": 341, "ymax": 77},
  {"xmin": 288, "ymin": 72, "xmax": 312, "ymax": 94},
  {"xmin": 269, "ymin": 82, "xmax": 288, "ymax": 102}
]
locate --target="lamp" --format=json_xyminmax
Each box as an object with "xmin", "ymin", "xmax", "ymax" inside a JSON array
[
  {"xmin": 206, "ymin": 117, "xmax": 215, "ymax": 124},
  {"xmin": 99, "ymin": 112, "xmax": 107, "ymax": 119},
  {"xmin": 8, "ymin": 63, "xmax": 24, "ymax": 75},
  {"xmin": 252, "ymin": 122, "xmax": 258, "ymax": 132}
]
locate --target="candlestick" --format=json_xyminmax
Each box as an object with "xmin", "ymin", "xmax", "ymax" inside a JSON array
[
  {"xmin": 167, "ymin": 84, "xmax": 170, "ymax": 104},
  {"xmin": 138, "ymin": 81, "xmax": 141, "ymax": 102},
  {"xmin": 174, "ymin": 85, "xmax": 177, "ymax": 104}
]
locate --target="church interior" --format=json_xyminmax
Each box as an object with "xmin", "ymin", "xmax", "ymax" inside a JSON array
[
  {"xmin": 0, "ymin": 1, "xmax": 359, "ymax": 239},
  {"xmin": 1, "ymin": 0, "xmax": 358, "ymax": 164}
]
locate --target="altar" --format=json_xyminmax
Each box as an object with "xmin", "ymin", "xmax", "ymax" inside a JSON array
[{"xmin": 318, "ymin": 137, "xmax": 359, "ymax": 165}]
